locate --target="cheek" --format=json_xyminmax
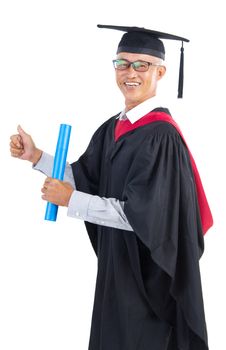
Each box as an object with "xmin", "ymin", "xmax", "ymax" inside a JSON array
[
  {"xmin": 115, "ymin": 73, "xmax": 126, "ymax": 92},
  {"xmin": 115, "ymin": 74, "xmax": 122, "ymax": 89},
  {"xmin": 144, "ymin": 73, "xmax": 157, "ymax": 89}
]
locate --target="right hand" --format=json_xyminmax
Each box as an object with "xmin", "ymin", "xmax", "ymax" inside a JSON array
[{"xmin": 10, "ymin": 125, "xmax": 42, "ymax": 164}]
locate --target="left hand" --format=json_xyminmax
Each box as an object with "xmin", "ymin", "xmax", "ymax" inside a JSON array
[{"xmin": 41, "ymin": 177, "xmax": 74, "ymax": 207}]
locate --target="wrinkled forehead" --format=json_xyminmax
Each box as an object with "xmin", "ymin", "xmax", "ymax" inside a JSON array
[{"xmin": 116, "ymin": 52, "xmax": 164, "ymax": 64}]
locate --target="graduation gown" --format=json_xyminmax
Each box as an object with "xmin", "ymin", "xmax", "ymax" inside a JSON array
[{"xmin": 71, "ymin": 109, "xmax": 210, "ymax": 350}]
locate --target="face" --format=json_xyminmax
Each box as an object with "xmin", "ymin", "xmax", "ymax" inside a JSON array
[{"xmin": 115, "ymin": 52, "xmax": 166, "ymax": 111}]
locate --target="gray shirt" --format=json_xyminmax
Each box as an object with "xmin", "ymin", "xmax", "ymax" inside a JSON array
[{"xmin": 34, "ymin": 152, "xmax": 133, "ymax": 231}]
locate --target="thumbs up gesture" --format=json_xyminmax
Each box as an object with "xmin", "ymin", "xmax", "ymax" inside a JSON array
[{"xmin": 10, "ymin": 125, "xmax": 42, "ymax": 164}]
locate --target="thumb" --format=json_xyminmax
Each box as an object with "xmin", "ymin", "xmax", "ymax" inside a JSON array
[{"xmin": 17, "ymin": 124, "xmax": 28, "ymax": 137}]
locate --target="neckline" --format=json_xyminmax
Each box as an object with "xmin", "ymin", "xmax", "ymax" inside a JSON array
[{"xmin": 114, "ymin": 110, "xmax": 172, "ymax": 142}]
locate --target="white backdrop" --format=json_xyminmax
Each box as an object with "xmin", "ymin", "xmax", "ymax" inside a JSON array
[{"xmin": 0, "ymin": 1, "xmax": 225, "ymax": 349}]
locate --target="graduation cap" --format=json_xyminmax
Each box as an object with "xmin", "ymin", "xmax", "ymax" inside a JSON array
[{"xmin": 97, "ymin": 24, "xmax": 189, "ymax": 98}]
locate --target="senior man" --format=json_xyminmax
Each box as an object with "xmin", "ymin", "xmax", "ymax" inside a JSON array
[{"xmin": 10, "ymin": 24, "xmax": 213, "ymax": 350}]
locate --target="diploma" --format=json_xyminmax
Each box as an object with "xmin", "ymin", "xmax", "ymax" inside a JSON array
[{"xmin": 45, "ymin": 124, "xmax": 72, "ymax": 221}]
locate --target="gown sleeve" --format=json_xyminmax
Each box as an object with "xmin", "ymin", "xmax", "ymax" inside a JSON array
[
  {"xmin": 70, "ymin": 118, "xmax": 112, "ymax": 254},
  {"xmin": 123, "ymin": 125, "xmax": 208, "ymax": 349}
]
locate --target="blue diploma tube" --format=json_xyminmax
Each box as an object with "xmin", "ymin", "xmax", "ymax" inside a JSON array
[{"xmin": 45, "ymin": 124, "xmax": 72, "ymax": 221}]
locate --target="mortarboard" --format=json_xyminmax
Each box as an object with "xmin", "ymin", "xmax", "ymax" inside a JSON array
[{"xmin": 97, "ymin": 24, "xmax": 189, "ymax": 98}]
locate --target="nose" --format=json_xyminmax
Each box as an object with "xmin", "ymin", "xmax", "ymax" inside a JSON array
[{"xmin": 126, "ymin": 64, "xmax": 138, "ymax": 78}]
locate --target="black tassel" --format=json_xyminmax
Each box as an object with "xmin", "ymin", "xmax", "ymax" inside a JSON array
[{"xmin": 178, "ymin": 42, "xmax": 184, "ymax": 98}]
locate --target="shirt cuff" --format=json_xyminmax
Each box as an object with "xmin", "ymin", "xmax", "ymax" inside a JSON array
[
  {"xmin": 32, "ymin": 152, "xmax": 54, "ymax": 176},
  {"xmin": 67, "ymin": 190, "xmax": 93, "ymax": 220}
]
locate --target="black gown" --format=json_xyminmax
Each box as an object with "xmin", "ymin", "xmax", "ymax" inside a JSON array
[{"xmin": 71, "ymin": 109, "xmax": 208, "ymax": 350}]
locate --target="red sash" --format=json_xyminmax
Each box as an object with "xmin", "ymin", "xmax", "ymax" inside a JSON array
[{"xmin": 115, "ymin": 111, "xmax": 213, "ymax": 234}]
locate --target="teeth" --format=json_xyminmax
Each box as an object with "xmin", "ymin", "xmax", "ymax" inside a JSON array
[{"xmin": 125, "ymin": 82, "xmax": 140, "ymax": 86}]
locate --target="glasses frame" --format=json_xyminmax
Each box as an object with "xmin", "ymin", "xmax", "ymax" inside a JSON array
[{"xmin": 112, "ymin": 58, "xmax": 162, "ymax": 72}]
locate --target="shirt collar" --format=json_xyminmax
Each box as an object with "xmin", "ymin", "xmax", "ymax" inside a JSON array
[{"xmin": 118, "ymin": 96, "xmax": 165, "ymax": 124}]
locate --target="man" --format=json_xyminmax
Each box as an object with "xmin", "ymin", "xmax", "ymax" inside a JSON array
[{"xmin": 10, "ymin": 25, "xmax": 213, "ymax": 349}]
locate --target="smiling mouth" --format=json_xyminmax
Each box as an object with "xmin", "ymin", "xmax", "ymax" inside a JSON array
[{"xmin": 124, "ymin": 82, "xmax": 141, "ymax": 87}]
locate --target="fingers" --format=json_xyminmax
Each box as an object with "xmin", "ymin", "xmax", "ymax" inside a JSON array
[
  {"xmin": 9, "ymin": 125, "xmax": 26, "ymax": 158},
  {"xmin": 41, "ymin": 178, "xmax": 50, "ymax": 199},
  {"xmin": 10, "ymin": 125, "xmax": 38, "ymax": 162},
  {"xmin": 42, "ymin": 177, "xmax": 51, "ymax": 190},
  {"xmin": 10, "ymin": 134, "xmax": 23, "ymax": 148},
  {"xmin": 41, "ymin": 178, "xmax": 74, "ymax": 207},
  {"xmin": 10, "ymin": 148, "xmax": 24, "ymax": 158},
  {"xmin": 41, "ymin": 178, "xmax": 59, "ymax": 204},
  {"xmin": 41, "ymin": 177, "xmax": 55, "ymax": 194},
  {"xmin": 9, "ymin": 134, "xmax": 24, "ymax": 157},
  {"xmin": 44, "ymin": 177, "xmax": 52, "ymax": 187},
  {"xmin": 10, "ymin": 125, "xmax": 27, "ymax": 147}
]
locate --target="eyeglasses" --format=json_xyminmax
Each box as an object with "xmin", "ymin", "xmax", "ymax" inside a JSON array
[{"xmin": 112, "ymin": 59, "xmax": 161, "ymax": 72}]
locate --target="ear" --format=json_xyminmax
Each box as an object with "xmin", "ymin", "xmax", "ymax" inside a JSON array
[{"xmin": 157, "ymin": 65, "xmax": 166, "ymax": 80}]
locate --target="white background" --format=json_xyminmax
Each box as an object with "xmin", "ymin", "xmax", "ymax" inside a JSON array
[{"xmin": 0, "ymin": 0, "xmax": 225, "ymax": 349}]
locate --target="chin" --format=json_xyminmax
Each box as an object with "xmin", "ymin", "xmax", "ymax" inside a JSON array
[{"xmin": 124, "ymin": 91, "xmax": 141, "ymax": 101}]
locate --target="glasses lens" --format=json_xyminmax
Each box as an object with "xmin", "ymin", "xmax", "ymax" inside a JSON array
[
  {"xmin": 113, "ymin": 59, "xmax": 129, "ymax": 70},
  {"xmin": 132, "ymin": 61, "xmax": 150, "ymax": 72}
]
